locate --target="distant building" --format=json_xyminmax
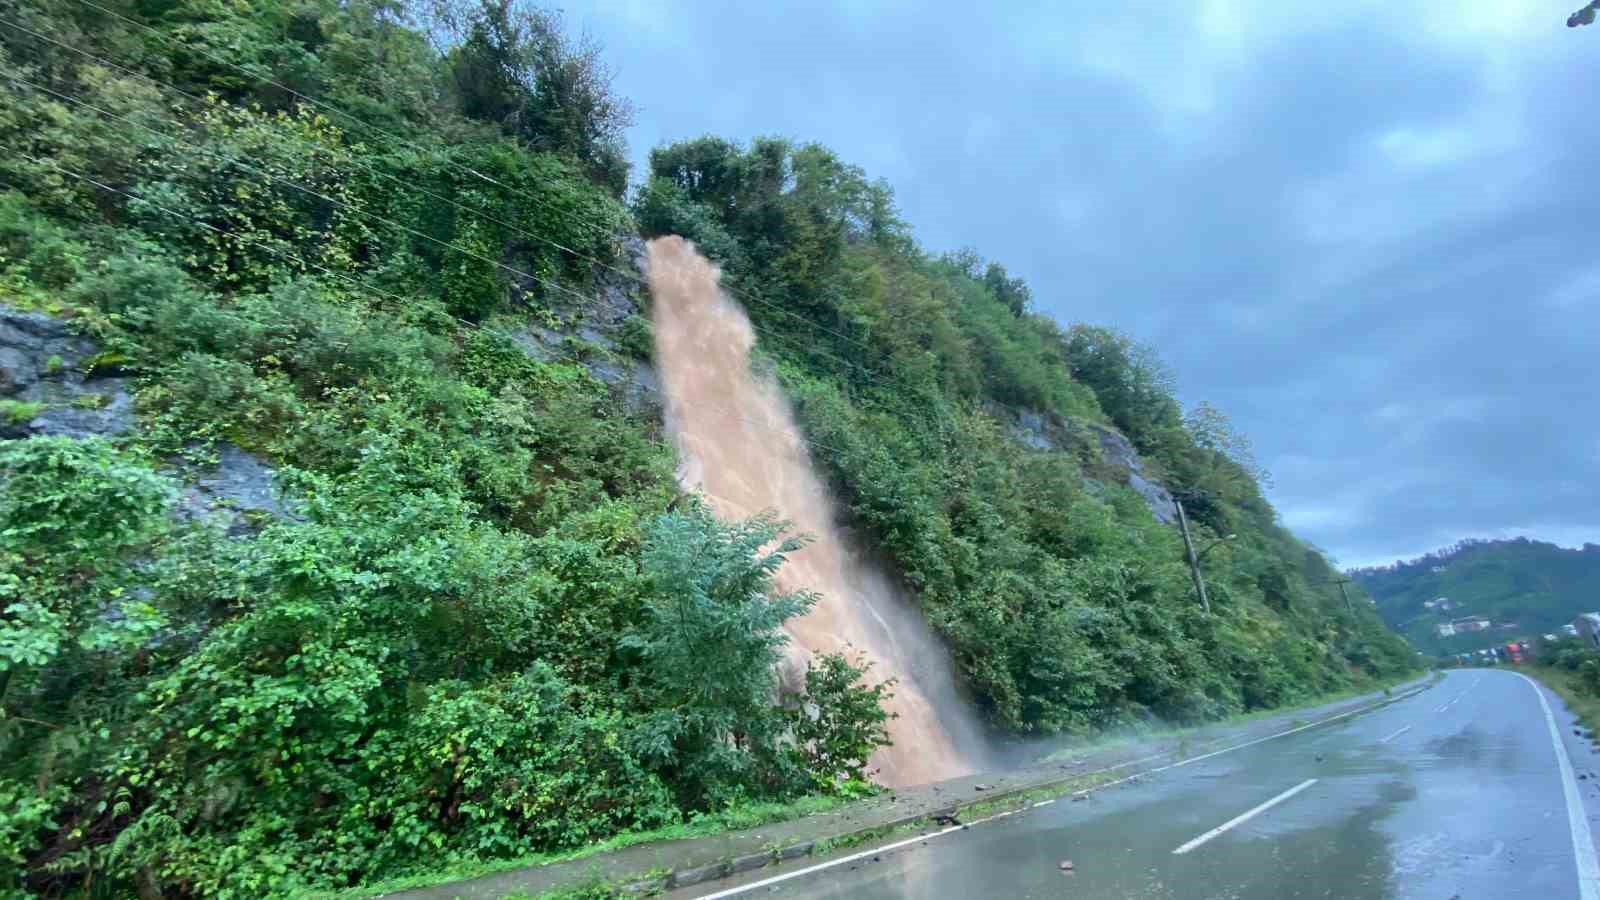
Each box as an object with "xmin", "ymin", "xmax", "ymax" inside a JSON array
[
  {"xmin": 1436, "ymin": 622, "xmax": 1456, "ymax": 637},
  {"xmin": 1574, "ymin": 613, "xmax": 1600, "ymax": 648},
  {"xmin": 1424, "ymin": 597, "xmax": 1456, "ymax": 611},
  {"xmin": 1564, "ymin": 624, "xmax": 1581, "ymax": 637},
  {"xmin": 1451, "ymin": 616, "xmax": 1491, "ymax": 633}
]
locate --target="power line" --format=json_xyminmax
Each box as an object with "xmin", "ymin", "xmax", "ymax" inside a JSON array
[
  {"xmin": 0, "ymin": 65, "xmax": 861, "ymax": 377},
  {"xmin": 8, "ymin": 153, "xmax": 859, "ymax": 463},
  {"xmin": 6, "ymin": 73, "xmax": 578, "ymax": 302},
  {"xmin": 0, "ymin": 16, "xmax": 885, "ymax": 382},
  {"xmin": 63, "ymin": 0, "xmax": 576, "ymax": 219},
  {"xmin": 56, "ymin": 0, "xmax": 884, "ymax": 361},
  {"xmin": 2, "ymin": 15, "xmax": 953, "ymax": 457}
]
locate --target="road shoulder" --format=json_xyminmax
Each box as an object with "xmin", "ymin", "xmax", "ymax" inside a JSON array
[
  {"xmin": 384, "ymin": 676, "xmax": 1436, "ymax": 900},
  {"xmin": 1526, "ymin": 670, "xmax": 1600, "ymax": 876}
]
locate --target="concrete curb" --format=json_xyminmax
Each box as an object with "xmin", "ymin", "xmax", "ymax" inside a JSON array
[{"xmin": 390, "ymin": 675, "xmax": 1438, "ymax": 899}]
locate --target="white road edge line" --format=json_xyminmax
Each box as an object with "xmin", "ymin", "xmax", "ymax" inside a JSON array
[
  {"xmin": 1171, "ymin": 779, "xmax": 1319, "ymax": 855},
  {"xmin": 692, "ymin": 684, "xmax": 1431, "ymax": 899},
  {"xmin": 691, "ymin": 818, "xmax": 975, "ymax": 900},
  {"xmin": 1378, "ymin": 725, "xmax": 1412, "ymax": 744},
  {"xmin": 1513, "ymin": 672, "xmax": 1600, "ymax": 900}
]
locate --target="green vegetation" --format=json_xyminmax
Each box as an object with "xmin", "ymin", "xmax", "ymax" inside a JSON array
[
  {"xmin": 0, "ymin": 399, "xmax": 43, "ymax": 424},
  {"xmin": 1528, "ymin": 638, "xmax": 1600, "ymax": 730},
  {"xmin": 1354, "ymin": 538, "xmax": 1600, "ymax": 654},
  {"xmin": 637, "ymin": 136, "xmax": 1415, "ymax": 733},
  {"xmin": 1530, "ymin": 665, "xmax": 1600, "ymax": 732},
  {"xmin": 0, "ymin": 0, "xmax": 1414, "ymax": 895}
]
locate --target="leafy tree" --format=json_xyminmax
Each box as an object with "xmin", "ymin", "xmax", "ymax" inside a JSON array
[
  {"xmin": 423, "ymin": 0, "xmax": 635, "ymax": 193},
  {"xmin": 1184, "ymin": 400, "xmax": 1272, "ymax": 489},
  {"xmin": 1060, "ymin": 324, "xmax": 1184, "ymax": 457},
  {"xmin": 625, "ymin": 509, "xmax": 815, "ymax": 805},
  {"xmin": 788, "ymin": 653, "xmax": 893, "ymax": 790},
  {"xmin": 983, "ymin": 261, "xmax": 1031, "ymax": 317}
]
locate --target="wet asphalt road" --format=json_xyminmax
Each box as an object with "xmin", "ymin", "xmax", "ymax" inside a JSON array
[{"xmin": 685, "ymin": 669, "xmax": 1600, "ymax": 900}]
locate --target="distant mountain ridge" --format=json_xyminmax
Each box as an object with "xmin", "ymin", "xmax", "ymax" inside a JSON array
[{"xmin": 1352, "ymin": 538, "xmax": 1600, "ymax": 654}]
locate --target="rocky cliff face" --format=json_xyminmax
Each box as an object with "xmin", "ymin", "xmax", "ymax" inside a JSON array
[
  {"xmin": 1089, "ymin": 424, "xmax": 1178, "ymax": 524},
  {"xmin": 1, "ymin": 305, "xmax": 134, "ymax": 440},
  {"xmin": 1, "ymin": 304, "xmax": 283, "ymax": 534},
  {"xmin": 510, "ymin": 236, "xmax": 662, "ymax": 414},
  {"xmin": 1002, "ymin": 405, "xmax": 1177, "ymax": 525}
]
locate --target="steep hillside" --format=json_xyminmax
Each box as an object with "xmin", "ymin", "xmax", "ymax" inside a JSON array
[
  {"xmin": 0, "ymin": 0, "xmax": 1414, "ymax": 894},
  {"xmin": 1354, "ymin": 538, "xmax": 1600, "ymax": 654},
  {"xmin": 634, "ymin": 136, "xmax": 1417, "ymax": 728}
]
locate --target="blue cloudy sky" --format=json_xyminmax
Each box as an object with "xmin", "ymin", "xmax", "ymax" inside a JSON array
[{"xmin": 564, "ymin": 0, "xmax": 1598, "ymax": 568}]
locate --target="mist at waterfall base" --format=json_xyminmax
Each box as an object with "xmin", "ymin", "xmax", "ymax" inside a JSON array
[{"xmin": 644, "ymin": 235, "xmax": 992, "ymax": 787}]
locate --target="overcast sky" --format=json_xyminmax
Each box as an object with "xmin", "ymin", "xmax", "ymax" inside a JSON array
[{"xmin": 564, "ymin": 0, "xmax": 1598, "ymax": 568}]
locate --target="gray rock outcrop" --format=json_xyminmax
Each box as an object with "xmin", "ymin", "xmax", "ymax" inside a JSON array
[
  {"xmin": 1001, "ymin": 404, "xmax": 1178, "ymax": 525},
  {"xmin": 173, "ymin": 443, "xmax": 290, "ymax": 537},
  {"xmin": 1, "ymin": 305, "xmax": 285, "ymax": 535},
  {"xmin": 509, "ymin": 235, "xmax": 661, "ymax": 414},
  {"xmin": 0, "ymin": 305, "xmax": 134, "ymax": 440},
  {"xmin": 1088, "ymin": 423, "xmax": 1178, "ymax": 524}
]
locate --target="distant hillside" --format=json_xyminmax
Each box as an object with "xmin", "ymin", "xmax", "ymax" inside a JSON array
[{"xmin": 1352, "ymin": 538, "xmax": 1600, "ymax": 654}]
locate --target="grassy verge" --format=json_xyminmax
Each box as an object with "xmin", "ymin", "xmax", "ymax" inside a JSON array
[
  {"xmin": 318, "ymin": 795, "xmax": 850, "ymax": 899},
  {"xmin": 1527, "ymin": 666, "xmax": 1600, "ymax": 730}
]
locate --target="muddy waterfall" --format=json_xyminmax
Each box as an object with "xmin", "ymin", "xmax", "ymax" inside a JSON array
[{"xmin": 646, "ymin": 235, "xmax": 989, "ymax": 785}]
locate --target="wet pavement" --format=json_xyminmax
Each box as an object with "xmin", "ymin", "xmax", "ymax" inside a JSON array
[{"xmin": 677, "ymin": 669, "xmax": 1600, "ymax": 900}]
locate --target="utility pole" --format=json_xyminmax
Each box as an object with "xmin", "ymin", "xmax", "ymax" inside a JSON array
[
  {"xmin": 1174, "ymin": 499, "xmax": 1211, "ymax": 615},
  {"xmin": 1332, "ymin": 577, "xmax": 1355, "ymax": 614}
]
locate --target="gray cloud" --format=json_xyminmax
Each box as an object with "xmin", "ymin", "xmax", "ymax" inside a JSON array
[{"xmin": 568, "ymin": 1, "xmax": 1600, "ymax": 567}]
